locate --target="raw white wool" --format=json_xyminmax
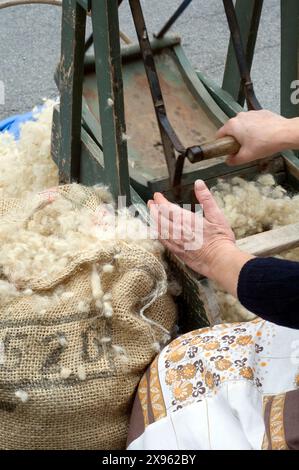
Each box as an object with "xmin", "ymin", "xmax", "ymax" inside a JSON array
[
  {"xmin": 112, "ymin": 345, "xmax": 126, "ymax": 355},
  {"xmin": 0, "ymin": 341, "xmax": 5, "ymax": 365},
  {"xmin": 0, "ymin": 279, "xmax": 19, "ymax": 305},
  {"xmin": 61, "ymin": 291, "xmax": 75, "ymax": 301},
  {"xmin": 122, "ymin": 132, "xmax": 131, "ymax": 142},
  {"xmin": 60, "ymin": 367, "xmax": 72, "ymax": 379},
  {"xmin": 167, "ymin": 279, "xmax": 182, "ymax": 297},
  {"xmin": 77, "ymin": 365, "xmax": 86, "ymax": 381},
  {"xmin": 77, "ymin": 300, "xmax": 91, "ymax": 313},
  {"xmin": 0, "ymin": 183, "xmax": 163, "ymax": 294},
  {"xmin": 58, "ymin": 335, "xmax": 68, "ymax": 347},
  {"xmin": 119, "ymin": 355, "xmax": 129, "ymax": 365},
  {"xmin": 107, "ymin": 98, "xmax": 114, "ymax": 107},
  {"xmin": 0, "ymin": 101, "xmax": 58, "ymax": 199},
  {"xmin": 151, "ymin": 342, "xmax": 161, "ymax": 353},
  {"xmin": 93, "ymin": 185, "xmax": 114, "ymax": 205},
  {"xmin": 90, "ymin": 265, "xmax": 103, "ymax": 301},
  {"xmin": 103, "ymin": 301, "xmax": 113, "ymax": 318},
  {"xmin": 211, "ymin": 175, "xmax": 299, "ymax": 322},
  {"xmin": 95, "ymin": 299, "xmax": 103, "ymax": 310},
  {"xmin": 102, "ymin": 264, "xmax": 114, "ymax": 274},
  {"xmin": 162, "ymin": 333, "xmax": 171, "ymax": 344},
  {"xmin": 15, "ymin": 390, "xmax": 29, "ymax": 403},
  {"xmin": 212, "ymin": 175, "xmax": 299, "ymax": 238},
  {"xmin": 103, "ymin": 293, "xmax": 112, "ymax": 302},
  {"xmin": 100, "ymin": 336, "xmax": 112, "ymax": 344},
  {"xmin": 23, "ymin": 289, "xmax": 33, "ymax": 296}
]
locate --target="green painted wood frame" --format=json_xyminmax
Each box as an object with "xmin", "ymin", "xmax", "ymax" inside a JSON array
[
  {"xmin": 59, "ymin": 0, "xmax": 86, "ymax": 184},
  {"xmin": 58, "ymin": 0, "xmax": 131, "ymax": 202},
  {"xmin": 91, "ymin": 0, "xmax": 131, "ymax": 203}
]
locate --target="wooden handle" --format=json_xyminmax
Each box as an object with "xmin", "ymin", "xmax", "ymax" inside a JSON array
[
  {"xmin": 187, "ymin": 136, "xmax": 241, "ymax": 163},
  {"xmin": 200, "ymin": 136, "xmax": 241, "ymax": 160}
]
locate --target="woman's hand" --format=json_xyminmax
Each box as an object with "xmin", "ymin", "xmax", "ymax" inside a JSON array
[
  {"xmin": 217, "ymin": 110, "xmax": 299, "ymax": 166},
  {"xmin": 148, "ymin": 180, "xmax": 253, "ymax": 296}
]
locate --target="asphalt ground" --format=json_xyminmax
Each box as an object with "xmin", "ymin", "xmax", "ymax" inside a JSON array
[{"xmin": 0, "ymin": 0, "xmax": 280, "ymax": 120}]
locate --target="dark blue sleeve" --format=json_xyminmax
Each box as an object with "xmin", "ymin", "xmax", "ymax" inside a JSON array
[{"xmin": 237, "ymin": 257, "xmax": 299, "ymax": 329}]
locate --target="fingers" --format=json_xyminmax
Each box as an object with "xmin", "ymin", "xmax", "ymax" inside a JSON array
[
  {"xmin": 216, "ymin": 114, "xmax": 244, "ymax": 139},
  {"xmin": 194, "ymin": 180, "xmax": 228, "ymax": 225},
  {"xmin": 148, "ymin": 198, "xmax": 190, "ymax": 242},
  {"xmin": 215, "ymin": 125, "xmax": 228, "ymax": 139},
  {"xmin": 150, "ymin": 192, "xmax": 181, "ymax": 222},
  {"xmin": 225, "ymin": 153, "xmax": 241, "ymax": 166},
  {"xmin": 148, "ymin": 199, "xmax": 189, "ymax": 259}
]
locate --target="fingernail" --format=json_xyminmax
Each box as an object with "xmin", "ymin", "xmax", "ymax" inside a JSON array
[{"xmin": 195, "ymin": 179, "xmax": 204, "ymax": 190}]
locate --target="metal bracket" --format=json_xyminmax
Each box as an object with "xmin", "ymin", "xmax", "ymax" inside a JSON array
[{"xmin": 129, "ymin": 0, "xmax": 207, "ymax": 193}]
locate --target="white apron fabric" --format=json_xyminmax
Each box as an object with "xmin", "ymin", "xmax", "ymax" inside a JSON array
[{"xmin": 127, "ymin": 319, "xmax": 299, "ymax": 450}]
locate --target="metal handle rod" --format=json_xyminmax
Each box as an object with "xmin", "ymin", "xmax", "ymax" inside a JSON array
[
  {"xmin": 129, "ymin": 0, "xmax": 187, "ymax": 189},
  {"xmin": 0, "ymin": 0, "xmax": 61, "ymax": 8},
  {"xmin": 223, "ymin": 0, "xmax": 262, "ymax": 110},
  {"xmin": 156, "ymin": 0, "xmax": 193, "ymax": 39}
]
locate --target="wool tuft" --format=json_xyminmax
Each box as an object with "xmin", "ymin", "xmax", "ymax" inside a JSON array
[
  {"xmin": 103, "ymin": 301, "xmax": 113, "ymax": 318},
  {"xmin": 60, "ymin": 367, "xmax": 72, "ymax": 379},
  {"xmin": 61, "ymin": 292, "xmax": 75, "ymax": 301},
  {"xmin": 0, "ymin": 101, "xmax": 58, "ymax": 199},
  {"xmin": 77, "ymin": 300, "xmax": 90, "ymax": 313},
  {"xmin": 112, "ymin": 345, "xmax": 126, "ymax": 355},
  {"xmin": 103, "ymin": 293, "xmax": 112, "ymax": 302},
  {"xmin": 102, "ymin": 264, "xmax": 114, "ymax": 274},
  {"xmin": 0, "ymin": 341, "xmax": 5, "ymax": 365},
  {"xmin": 90, "ymin": 265, "xmax": 104, "ymax": 301},
  {"xmin": 100, "ymin": 337, "xmax": 112, "ymax": 344},
  {"xmin": 58, "ymin": 335, "xmax": 68, "ymax": 347},
  {"xmin": 15, "ymin": 390, "xmax": 29, "ymax": 403},
  {"xmin": 122, "ymin": 132, "xmax": 131, "ymax": 142},
  {"xmin": 77, "ymin": 365, "xmax": 86, "ymax": 381},
  {"xmin": 151, "ymin": 342, "xmax": 161, "ymax": 353}
]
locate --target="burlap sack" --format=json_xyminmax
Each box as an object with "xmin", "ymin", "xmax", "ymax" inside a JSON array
[{"xmin": 0, "ymin": 185, "xmax": 177, "ymax": 449}]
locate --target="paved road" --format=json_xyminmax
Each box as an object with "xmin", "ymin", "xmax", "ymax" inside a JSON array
[{"xmin": 0, "ymin": 0, "xmax": 280, "ymax": 120}]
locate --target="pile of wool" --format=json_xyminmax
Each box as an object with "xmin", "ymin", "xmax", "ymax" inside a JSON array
[
  {"xmin": 0, "ymin": 100, "xmax": 58, "ymax": 198},
  {"xmin": 210, "ymin": 174, "xmax": 299, "ymax": 322},
  {"xmin": 0, "ymin": 184, "xmax": 163, "ymax": 309}
]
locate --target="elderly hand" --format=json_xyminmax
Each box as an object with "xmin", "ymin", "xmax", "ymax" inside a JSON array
[
  {"xmin": 148, "ymin": 180, "xmax": 253, "ymax": 296},
  {"xmin": 216, "ymin": 110, "xmax": 299, "ymax": 166}
]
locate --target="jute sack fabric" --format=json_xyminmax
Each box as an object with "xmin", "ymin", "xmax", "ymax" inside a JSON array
[{"xmin": 0, "ymin": 184, "xmax": 177, "ymax": 449}]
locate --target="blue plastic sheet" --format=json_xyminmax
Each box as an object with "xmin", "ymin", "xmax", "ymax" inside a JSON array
[{"xmin": 0, "ymin": 110, "xmax": 40, "ymax": 140}]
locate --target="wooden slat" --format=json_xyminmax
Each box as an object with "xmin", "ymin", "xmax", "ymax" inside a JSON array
[
  {"xmin": 91, "ymin": 0, "xmax": 131, "ymax": 204},
  {"xmin": 59, "ymin": 0, "xmax": 86, "ymax": 183},
  {"xmin": 237, "ymin": 222, "xmax": 299, "ymax": 256}
]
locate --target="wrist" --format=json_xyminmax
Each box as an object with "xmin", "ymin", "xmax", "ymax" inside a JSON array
[
  {"xmin": 209, "ymin": 244, "xmax": 254, "ymax": 297},
  {"xmin": 279, "ymin": 117, "xmax": 299, "ymax": 150}
]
